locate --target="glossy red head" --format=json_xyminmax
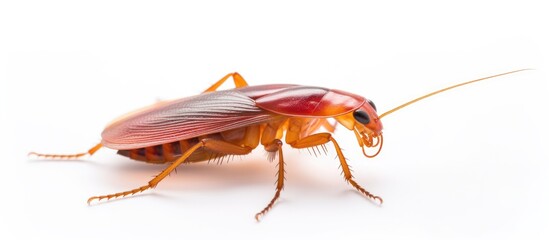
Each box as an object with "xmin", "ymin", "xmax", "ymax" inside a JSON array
[
  {"xmin": 355, "ymin": 99, "xmax": 384, "ymax": 157},
  {"xmin": 331, "ymin": 95, "xmax": 383, "ymax": 158},
  {"xmin": 353, "ymin": 99, "xmax": 383, "ymax": 136}
]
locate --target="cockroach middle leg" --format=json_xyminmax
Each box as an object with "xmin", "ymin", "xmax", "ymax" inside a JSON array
[
  {"xmin": 87, "ymin": 139, "xmax": 253, "ymax": 203},
  {"xmin": 255, "ymin": 139, "xmax": 285, "ymax": 221},
  {"xmin": 289, "ymin": 133, "xmax": 382, "ymax": 204},
  {"xmin": 28, "ymin": 143, "xmax": 103, "ymax": 159},
  {"xmin": 203, "ymin": 72, "xmax": 249, "ymax": 92}
]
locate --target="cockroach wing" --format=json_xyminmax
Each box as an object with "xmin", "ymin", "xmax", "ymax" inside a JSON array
[
  {"xmin": 255, "ymin": 86, "xmax": 365, "ymax": 117},
  {"xmin": 101, "ymin": 90, "xmax": 277, "ymax": 150}
]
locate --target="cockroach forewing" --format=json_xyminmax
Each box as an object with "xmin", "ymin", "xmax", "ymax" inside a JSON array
[{"xmin": 101, "ymin": 85, "xmax": 293, "ymax": 150}]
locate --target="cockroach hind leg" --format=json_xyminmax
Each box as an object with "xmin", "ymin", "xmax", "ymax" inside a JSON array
[
  {"xmin": 28, "ymin": 143, "xmax": 103, "ymax": 160},
  {"xmin": 87, "ymin": 142, "xmax": 205, "ymax": 205},
  {"xmin": 88, "ymin": 139, "xmax": 254, "ymax": 206},
  {"xmin": 203, "ymin": 72, "xmax": 249, "ymax": 92},
  {"xmin": 87, "ymin": 185, "xmax": 152, "ymax": 205}
]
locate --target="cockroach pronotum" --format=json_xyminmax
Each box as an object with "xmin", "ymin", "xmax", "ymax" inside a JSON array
[{"xmin": 29, "ymin": 69, "xmax": 529, "ymax": 221}]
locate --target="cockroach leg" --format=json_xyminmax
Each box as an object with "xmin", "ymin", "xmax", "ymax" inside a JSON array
[
  {"xmin": 330, "ymin": 136, "xmax": 383, "ymax": 204},
  {"xmin": 87, "ymin": 143, "xmax": 201, "ymax": 204},
  {"xmin": 289, "ymin": 133, "xmax": 382, "ymax": 204},
  {"xmin": 28, "ymin": 143, "xmax": 103, "ymax": 159},
  {"xmin": 88, "ymin": 139, "xmax": 253, "ymax": 204},
  {"xmin": 256, "ymin": 139, "xmax": 284, "ymax": 221},
  {"xmin": 203, "ymin": 72, "xmax": 249, "ymax": 92}
]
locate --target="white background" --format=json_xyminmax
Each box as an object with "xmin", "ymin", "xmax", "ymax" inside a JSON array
[{"xmin": 1, "ymin": 1, "xmax": 548, "ymax": 239}]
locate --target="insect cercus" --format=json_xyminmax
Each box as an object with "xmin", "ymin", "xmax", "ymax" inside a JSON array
[{"xmin": 30, "ymin": 69, "xmax": 528, "ymax": 221}]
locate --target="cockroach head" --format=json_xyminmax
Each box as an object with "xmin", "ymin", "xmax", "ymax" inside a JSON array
[
  {"xmin": 352, "ymin": 99, "xmax": 383, "ymax": 136},
  {"xmin": 335, "ymin": 99, "xmax": 384, "ymax": 158},
  {"xmin": 335, "ymin": 98, "xmax": 383, "ymax": 135}
]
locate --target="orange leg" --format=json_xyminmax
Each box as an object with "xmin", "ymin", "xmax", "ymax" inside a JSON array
[
  {"xmin": 203, "ymin": 72, "xmax": 249, "ymax": 92},
  {"xmin": 28, "ymin": 143, "xmax": 103, "ymax": 159},
  {"xmin": 87, "ymin": 138, "xmax": 253, "ymax": 203},
  {"xmin": 255, "ymin": 139, "xmax": 285, "ymax": 221},
  {"xmin": 290, "ymin": 133, "xmax": 383, "ymax": 204}
]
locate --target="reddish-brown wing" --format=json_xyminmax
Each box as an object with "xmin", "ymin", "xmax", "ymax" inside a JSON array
[{"xmin": 101, "ymin": 86, "xmax": 292, "ymax": 150}]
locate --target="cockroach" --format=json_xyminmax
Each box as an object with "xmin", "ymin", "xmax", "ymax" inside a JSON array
[{"xmin": 29, "ymin": 69, "xmax": 528, "ymax": 221}]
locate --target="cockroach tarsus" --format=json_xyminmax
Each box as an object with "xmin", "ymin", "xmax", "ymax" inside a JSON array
[{"xmin": 29, "ymin": 69, "xmax": 529, "ymax": 221}]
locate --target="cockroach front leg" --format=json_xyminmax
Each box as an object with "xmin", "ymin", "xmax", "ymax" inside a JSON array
[
  {"xmin": 87, "ymin": 139, "xmax": 253, "ymax": 203},
  {"xmin": 289, "ymin": 133, "xmax": 383, "ymax": 204},
  {"xmin": 255, "ymin": 139, "xmax": 285, "ymax": 221},
  {"xmin": 28, "ymin": 143, "xmax": 103, "ymax": 159},
  {"xmin": 203, "ymin": 72, "xmax": 249, "ymax": 92}
]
